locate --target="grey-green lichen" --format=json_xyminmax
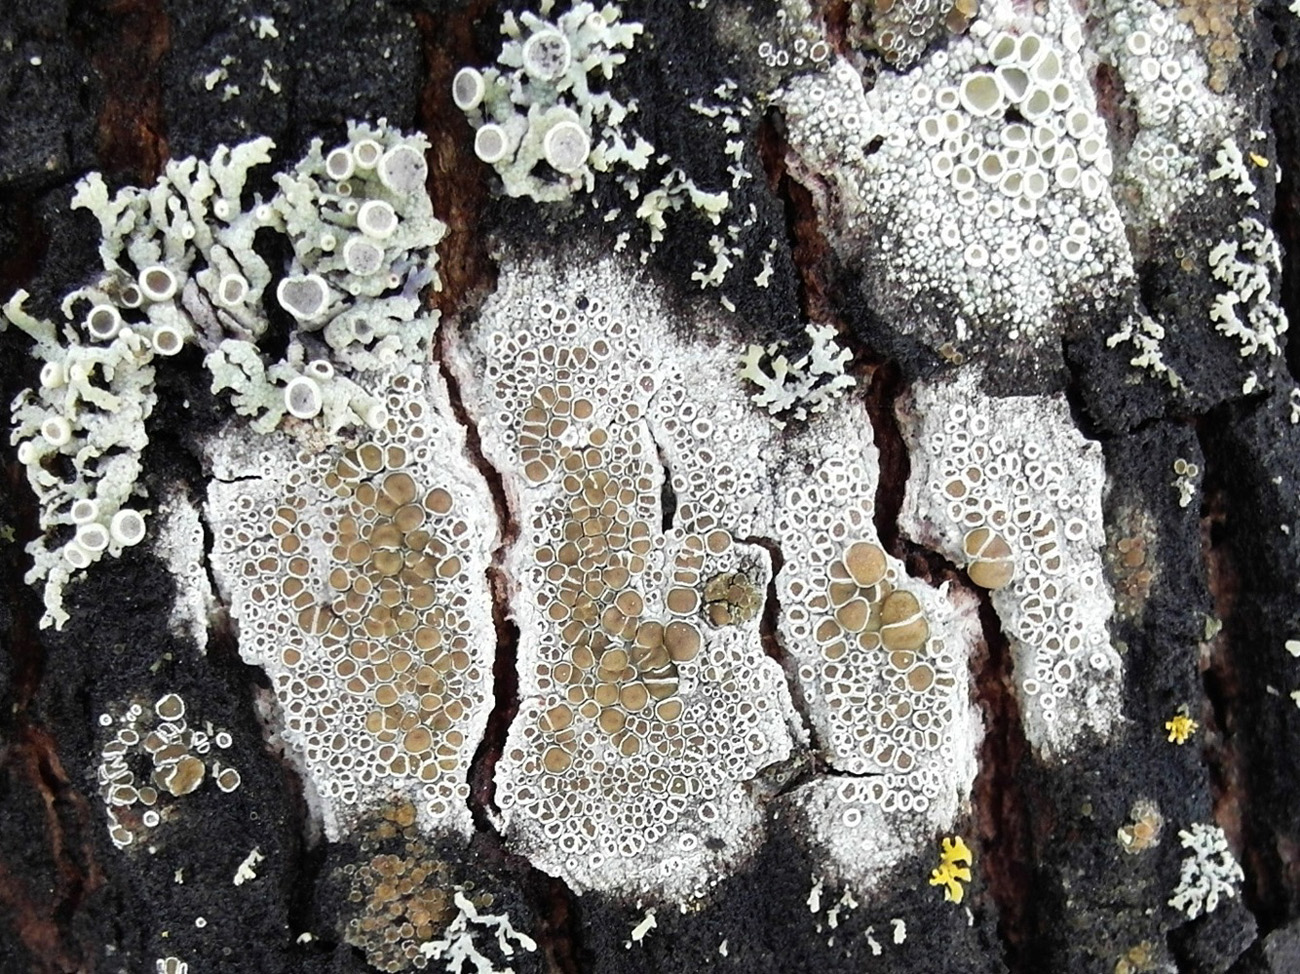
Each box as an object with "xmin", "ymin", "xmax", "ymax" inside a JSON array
[
  {"xmin": 453, "ymin": 1, "xmax": 650, "ymax": 202},
  {"xmin": 4, "ymin": 120, "xmax": 444, "ymax": 628}
]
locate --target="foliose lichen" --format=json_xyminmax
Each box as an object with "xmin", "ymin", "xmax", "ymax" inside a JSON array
[
  {"xmin": 1168, "ymin": 822, "xmax": 1244, "ymax": 918},
  {"xmin": 453, "ymin": 1, "xmax": 650, "ymax": 203},
  {"xmin": 6, "ymin": 120, "xmax": 443, "ymax": 628},
  {"xmin": 739, "ymin": 323, "xmax": 856, "ymax": 424}
]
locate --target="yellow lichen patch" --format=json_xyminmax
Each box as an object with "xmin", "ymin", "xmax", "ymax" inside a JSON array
[
  {"xmin": 929, "ymin": 835, "xmax": 973, "ymax": 903},
  {"xmin": 1114, "ymin": 941, "xmax": 1159, "ymax": 974},
  {"xmin": 1117, "ymin": 798, "xmax": 1164, "ymax": 854},
  {"xmin": 1165, "ymin": 709, "xmax": 1198, "ymax": 744}
]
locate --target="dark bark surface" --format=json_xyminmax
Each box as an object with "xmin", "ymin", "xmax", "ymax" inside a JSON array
[{"xmin": 3, "ymin": 1, "xmax": 1300, "ymax": 972}]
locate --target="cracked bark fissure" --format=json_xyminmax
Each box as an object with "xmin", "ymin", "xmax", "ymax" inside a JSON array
[
  {"xmin": 868, "ymin": 378, "xmax": 1038, "ymax": 971},
  {"xmin": 737, "ymin": 532, "xmax": 849, "ymax": 780},
  {"xmin": 869, "ymin": 377, "xmax": 1038, "ymax": 967},
  {"xmin": 0, "ymin": 121, "xmax": 101, "ymax": 974},
  {"xmin": 1198, "ymin": 450, "xmax": 1251, "ymax": 882},
  {"xmin": 968, "ymin": 597, "xmax": 1036, "ymax": 972},
  {"xmin": 73, "ymin": 0, "xmax": 170, "ymax": 183},
  {"xmin": 755, "ymin": 103, "xmax": 884, "ymax": 779},
  {"xmin": 431, "ymin": 215, "xmax": 590, "ymax": 974},
  {"xmin": 1196, "ymin": 410, "xmax": 1288, "ymax": 935},
  {"xmin": 0, "ymin": 0, "xmax": 166, "ymax": 966},
  {"xmin": 414, "ymin": 0, "xmax": 518, "ymax": 838},
  {"xmin": 414, "ymin": 9, "xmax": 586, "ymax": 971},
  {"xmin": 738, "ymin": 531, "xmax": 843, "ymax": 795},
  {"xmin": 0, "ymin": 729, "xmax": 103, "ymax": 974},
  {"xmin": 435, "ymin": 343, "xmax": 584, "ymax": 974},
  {"xmin": 867, "ymin": 406, "xmax": 1038, "ymax": 974},
  {"xmin": 4, "ymin": 456, "xmax": 42, "ymax": 717},
  {"xmin": 412, "ymin": 0, "xmax": 497, "ymax": 322},
  {"xmin": 432, "ymin": 332, "xmax": 518, "ymax": 828}
]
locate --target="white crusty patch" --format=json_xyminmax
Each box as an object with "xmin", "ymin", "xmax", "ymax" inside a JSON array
[
  {"xmin": 899, "ymin": 370, "xmax": 1121, "ymax": 756},
  {"xmin": 449, "ymin": 254, "xmax": 797, "ymax": 900},
  {"xmin": 154, "ymin": 490, "xmax": 215, "ymax": 650},
  {"xmin": 207, "ymin": 361, "xmax": 497, "ymax": 840},
  {"xmin": 450, "ymin": 249, "xmax": 981, "ymax": 899}
]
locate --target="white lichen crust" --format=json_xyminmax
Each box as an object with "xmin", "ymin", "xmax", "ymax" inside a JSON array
[
  {"xmin": 207, "ymin": 363, "xmax": 497, "ymax": 840},
  {"xmin": 452, "ymin": 250, "xmax": 982, "ymax": 900},
  {"xmin": 769, "ymin": 403, "xmax": 982, "ymax": 889},
  {"xmin": 899, "ymin": 371, "xmax": 1122, "ymax": 756},
  {"xmin": 1093, "ymin": 0, "xmax": 1237, "ymax": 229},
  {"xmin": 775, "ymin": 0, "xmax": 1135, "ymax": 363},
  {"xmin": 649, "ymin": 297, "xmax": 980, "ymax": 893},
  {"xmin": 451, "ymin": 254, "xmax": 797, "ymax": 900},
  {"xmin": 154, "ymin": 491, "xmax": 216, "ymax": 649}
]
